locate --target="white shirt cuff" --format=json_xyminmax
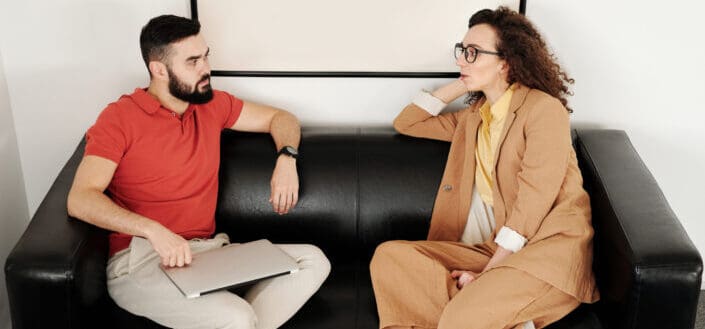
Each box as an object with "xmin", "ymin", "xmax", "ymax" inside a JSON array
[
  {"xmin": 411, "ymin": 90, "xmax": 447, "ymax": 116},
  {"xmin": 494, "ymin": 226, "xmax": 527, "ymax": 253}
]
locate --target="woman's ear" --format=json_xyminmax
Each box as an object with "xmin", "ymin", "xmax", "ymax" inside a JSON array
[{"xmin": 498, "ymin": 61, "xmax": 508, "ymax": 73}]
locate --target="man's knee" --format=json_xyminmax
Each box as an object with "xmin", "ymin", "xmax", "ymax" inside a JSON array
[
  {"xmin": 297, "ymin": 244, "xmax": 331, "ymax": 283},
  {"xmin": 199, "ymin": 292, "xmax": 258, "ymax": 329},
  {"xmin": 217, "ymin": 305, "xmax": 257, "ymax": 329}
]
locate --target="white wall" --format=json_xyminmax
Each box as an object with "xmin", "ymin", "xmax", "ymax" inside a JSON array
[
  {"xmin": 0, "ymin": 2, "xmax": 702, "ymax": 316},
  {"xmin": 0, "ymin": 48, "xmax": 31, "ymax": 329},
  {"xmin": 0, "ymin": 0, "xmax": 191, "ymax": 216},
  {"xmin": 0, "ymin": 2, "xmax": 190, "ymax": 327},
  {"xmin": 527, "ymin": 0, "xmax": 705, "ymax": 288}
]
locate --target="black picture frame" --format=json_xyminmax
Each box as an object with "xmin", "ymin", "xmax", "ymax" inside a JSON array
[{"xmin": 190, "ymin": 0, "xmax": 527, "ymax": 78}]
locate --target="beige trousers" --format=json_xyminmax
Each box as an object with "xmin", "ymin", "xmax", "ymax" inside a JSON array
[
  {"xmin": 107, "ymin": 234, "xmax": 331, "ymax": 329},
  {"xmin": 369, "ymin": 240, "xmax": 579, "ymax": 329}
]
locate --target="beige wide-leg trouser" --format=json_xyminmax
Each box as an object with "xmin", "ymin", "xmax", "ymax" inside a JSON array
[{"xmin": 370, "ymin": 240, "xmax": 579, "ymax": 329}]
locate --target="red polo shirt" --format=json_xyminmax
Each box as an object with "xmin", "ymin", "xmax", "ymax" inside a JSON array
[{"xmin": 85, "ymin": 88, "xmax": 243, "ymax": 256}]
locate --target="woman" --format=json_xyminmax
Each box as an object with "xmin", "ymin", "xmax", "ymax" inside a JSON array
[{"xmin": 370, "ymin": 7, "xmax": 599, "ymax": 329}]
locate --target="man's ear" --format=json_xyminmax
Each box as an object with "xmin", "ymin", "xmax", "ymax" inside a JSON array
[{"xmin": 148, "ymin": 61, "xmax": 168, "ymax": 81}]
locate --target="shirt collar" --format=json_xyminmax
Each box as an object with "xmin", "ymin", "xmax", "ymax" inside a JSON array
[
  {"xmin": 129, "ymin": 88, "xmax": 162, "ymax": 114},
  {"xmin": 479, "ymin": 83, "xmax": 517, "ymax": 123}
]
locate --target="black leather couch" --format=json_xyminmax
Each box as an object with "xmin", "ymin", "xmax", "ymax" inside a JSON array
[{"xmin": 5, "ymin": 127, "xmax": 703, "ymax": 329}]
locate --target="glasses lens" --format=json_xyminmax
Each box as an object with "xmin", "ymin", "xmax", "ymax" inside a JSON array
[
  {"xmin": 454, "ymin": 44, "xmax": 463, "ymax": 60},
  {"xmin": 466, "ymin": 46, "xmax": 477, "ymax": 63}
]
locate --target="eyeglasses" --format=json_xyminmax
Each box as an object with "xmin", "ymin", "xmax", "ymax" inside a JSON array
[{"xmin": 454, "ymin": 42, "xmax": 502, "ymax": 63}]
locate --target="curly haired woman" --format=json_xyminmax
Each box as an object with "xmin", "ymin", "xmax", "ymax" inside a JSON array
[{"xmin": 370, "ymin": 7, "xmax": 599, "ymax": 329}]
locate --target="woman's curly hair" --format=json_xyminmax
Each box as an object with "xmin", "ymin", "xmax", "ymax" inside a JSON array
[{"xmin": 466, "ymin": 7, "xmax": 574, "ymax": 113}]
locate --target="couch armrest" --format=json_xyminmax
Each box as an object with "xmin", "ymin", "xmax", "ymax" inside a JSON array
[
  {"xmin": 574, "ymin": 129, "xmax": 702, "ymax": 329},
  {"xmin": 4, "ymin": 139, "xmax": 109, "ymax": 329}
]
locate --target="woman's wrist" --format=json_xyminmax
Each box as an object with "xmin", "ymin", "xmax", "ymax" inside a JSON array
[
  {"xmin": 482, "ymin": 246, "xmax": 514, "ymax": 272},
  {"xmin": 431, "ymin": 79, "xmax": 468, "ymax": 103}
]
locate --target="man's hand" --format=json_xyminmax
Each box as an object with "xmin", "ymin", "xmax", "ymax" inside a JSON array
[
  {"xmin": 270, "ymin": 155, "xmax": 299, "ymax": 215},
  {"xmin": 145, "ymin": 222, "xmax": 192, "ymax": 267},
  {"xmin": 451, "ymin": 270, "xmax": 479, "ymax": 289}
]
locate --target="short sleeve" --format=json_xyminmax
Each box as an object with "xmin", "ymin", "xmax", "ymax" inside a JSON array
[
  {"xmin": 222, "ymin": 92, "xmax": 244, "ymax": 129},
  {"xmin": 85, "ymin": 105, "xmax": 127, "ymax": 165}
]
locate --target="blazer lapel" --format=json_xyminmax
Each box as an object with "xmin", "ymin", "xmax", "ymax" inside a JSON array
[
  {"xmin": 456, "ymin": 106, "xmax": 482, "ymax": 239},
  {"xmin": 491, "ymin": 85, "xmax": 530, "ymax": 228},
  {"xmin": 492, "ymin": 85, "xmax": 529, "ymax": 168}
]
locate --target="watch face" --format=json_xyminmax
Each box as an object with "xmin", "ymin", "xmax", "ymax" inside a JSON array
[{"xmin": 285, "ymin": 146, "xmax": 298, "ymax": 156}]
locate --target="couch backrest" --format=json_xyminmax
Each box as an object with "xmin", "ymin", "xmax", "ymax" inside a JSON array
[
  {"xmin": 217, "ymin": 128, "xmax": 453, "ymax": 261},
  {"xmin": 217, "ymin": 128, "xmax": 360, "ymax": 262}
]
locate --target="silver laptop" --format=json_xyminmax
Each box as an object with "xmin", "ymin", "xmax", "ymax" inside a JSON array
[{"xmin": 160, "ymin": 239, "xmax": 299, "ymax": 298}]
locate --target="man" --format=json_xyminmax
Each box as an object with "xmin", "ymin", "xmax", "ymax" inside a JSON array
[{"xmin": 67, "ymin": 15, "xmax": 330, "ymax": 329}]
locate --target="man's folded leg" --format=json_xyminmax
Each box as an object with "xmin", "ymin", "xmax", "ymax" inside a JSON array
[
  {"xmin": 107, "ymin": 236, "xmax": 258, "ymax": 329},
  {"xmin": 244, "ymin": 244, "xmax": 331, "ymax": 329}
]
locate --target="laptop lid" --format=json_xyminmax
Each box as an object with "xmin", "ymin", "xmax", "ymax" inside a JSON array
[{"xmin": 161, "ymin": 239, "xmax": 299, "ymax": 298}]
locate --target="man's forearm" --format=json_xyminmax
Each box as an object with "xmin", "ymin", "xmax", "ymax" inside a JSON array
[
  {"xmin": 269, "ymin": 110, "xmax": 301, "ymax": 150},
  {"xmin": 67, "ymin": 189, "xmax": 159, "ymax": 239}
]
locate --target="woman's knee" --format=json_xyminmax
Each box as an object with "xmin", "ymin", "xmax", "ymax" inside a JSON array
[
  {"xmin": 437, "ymin": 298, "xmax": 496, "ymax": 329},
  {"xmin": 369, "ymin": 240, "xmax": 416, "ymax": 275}
]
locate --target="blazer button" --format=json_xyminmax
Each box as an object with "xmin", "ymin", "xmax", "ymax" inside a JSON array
[{"xmin": 442, "ymin": 184, "xmax": 453, "ymax": 191}]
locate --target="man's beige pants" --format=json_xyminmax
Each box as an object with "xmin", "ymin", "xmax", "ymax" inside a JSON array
[{"xmin": 107, "ymin": 234, "xmax": 331, "ymax": 329}]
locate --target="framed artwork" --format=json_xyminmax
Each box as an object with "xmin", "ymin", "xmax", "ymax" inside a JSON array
[{"xmin": 191, "ymin": 0, "xmax": 525, "ymax": 77}]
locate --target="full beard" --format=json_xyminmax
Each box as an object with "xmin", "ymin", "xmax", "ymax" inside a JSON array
[{"xmin": 167, "ymin": 69, "xmax": 214, "ymax": 104}]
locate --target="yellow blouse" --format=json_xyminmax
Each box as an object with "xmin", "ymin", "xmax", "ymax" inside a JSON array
[{"xmin": 474, "ymin": 84, "xmax": 516, "ymax": 206}]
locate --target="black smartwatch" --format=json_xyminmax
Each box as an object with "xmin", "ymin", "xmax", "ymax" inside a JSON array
[{"xmin": 278, "ymin": 146, "xmax": 299, "ymax": 159}]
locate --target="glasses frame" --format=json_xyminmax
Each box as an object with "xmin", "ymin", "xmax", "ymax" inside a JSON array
[{"xmin": 454, "ymin": 43, "xmax": 502, "ymax": 63}]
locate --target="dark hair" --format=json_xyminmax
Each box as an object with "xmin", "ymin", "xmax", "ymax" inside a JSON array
[
  {"xmin": 139, "ymin": 15, "xmax": 201, "ymax": 73},
  {"xmin": 467, "ymin": 7, "xmax": 574, "ymax": 112}
]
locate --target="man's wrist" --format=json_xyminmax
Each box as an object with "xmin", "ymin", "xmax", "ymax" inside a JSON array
[
  {"xmin": 276, "ymin": 154, "xmax": 297, "ymax": 164},
  {"xmin": 140, "ymin": 218, "xmax": 161, "ymax": 240},
  {"xmin": 277, "ymin": 153, "xmax": 296, "ymax": 160},
  {"xmin": 277, "ymin": 145, "xmax": 299, "ymax": 159}
]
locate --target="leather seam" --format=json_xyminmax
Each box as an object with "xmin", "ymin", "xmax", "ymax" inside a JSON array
[{"xmin": 354, "ymin": 127, "xmax": 361, "ymax": 329}]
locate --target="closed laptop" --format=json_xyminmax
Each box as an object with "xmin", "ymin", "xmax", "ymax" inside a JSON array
[{"xmin": 161, "ymin": 239, "xmax": 299, "ymax": 298}]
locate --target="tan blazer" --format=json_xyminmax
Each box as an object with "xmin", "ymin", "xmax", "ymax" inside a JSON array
[{"xmin": 393, "ymin": 84, "xmax": 599, "ymax": 303}]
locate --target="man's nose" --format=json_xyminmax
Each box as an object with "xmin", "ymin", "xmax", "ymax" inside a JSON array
[{"xmin": 200, "ymin": 58, "xmax": 211, "ymax": 76}]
